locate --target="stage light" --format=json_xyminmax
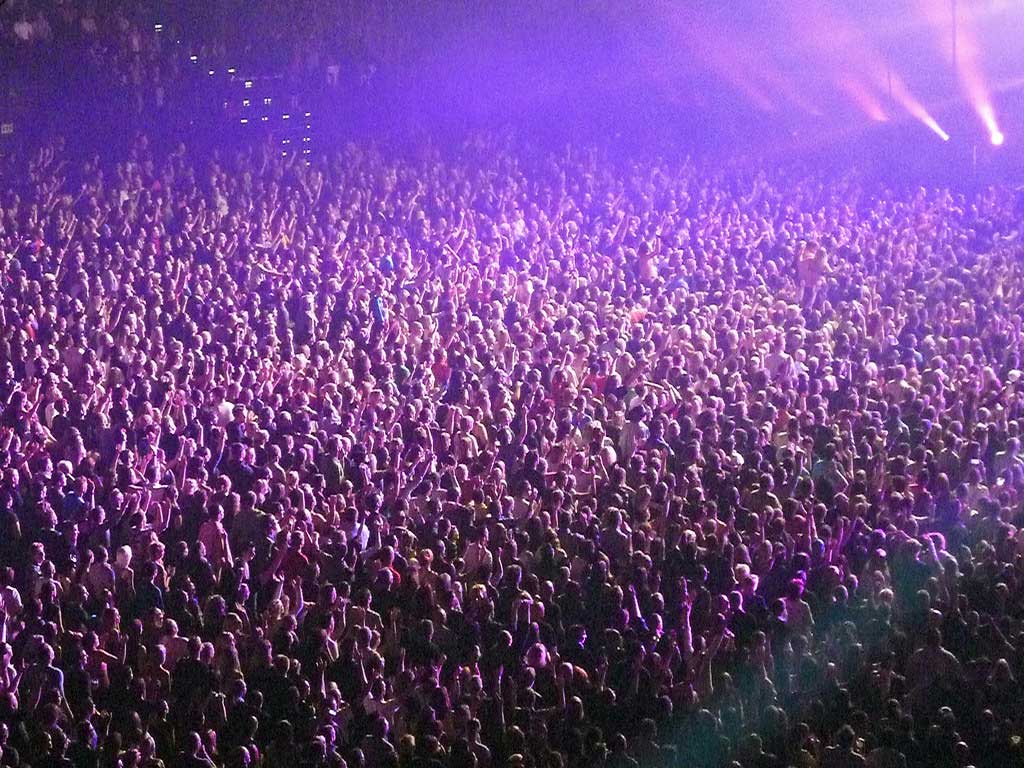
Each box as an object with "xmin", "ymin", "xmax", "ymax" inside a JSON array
[
  {"xmin": 979, "ymin": 104, "xmax": 1003, "ymax": 145},
  {"xmin": 916, "ymin": 0, "xmax": 999, "ymax": 148},
  {"xmin": 914, "ymin": 108, "xmax": 950, "ymax": 141},
  {"xmin": 881, "ymin": 72, "xmax": 950, "ymax": 142},
  {"xmin": 926, "ymin": 119, "xmax": 951, "ymax": 141}
]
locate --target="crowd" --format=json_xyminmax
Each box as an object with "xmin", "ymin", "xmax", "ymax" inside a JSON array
[{"xmin": 0, "ymin": 124, "xmax": 1023, "ymax": 768}]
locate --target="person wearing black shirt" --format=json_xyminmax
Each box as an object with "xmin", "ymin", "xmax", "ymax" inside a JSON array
[
  {"xmin": 170, "ymin": 638, "xmax": 214, "ymax": 726},
  {"xmin": 67, "ymin": 722, "xmax": 99, "ymax": 768},
  {"xmin": 134, "ymin": 562, "xmax": 165, "ymax": 619}
]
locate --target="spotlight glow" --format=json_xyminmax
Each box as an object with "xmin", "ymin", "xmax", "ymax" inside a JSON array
[
  {"xmin": 881, "ymin": 71, "xmax": 950, "ymax": 142},
  {"xmin": 916, "ymin": 0, "xmax": 999, "ymax": 148},
  {"xmin": 839, "ymin": 78, "xmax": 888, "ymax": 122},
  {"xmin": 991, "ymin": 131, "xmax": 1005, "ymax": 146},
  {"xmin": 773, "ymin": 3, "xmax": 942, "ymax": 136},
  {"xmin": 979, "ymin": 104, "xmax": 1003, "ymax": 143},
  {"xmin": 661, "ymin": 4, "xmax": 777, "ymax": 112},
  {"xmin": 923, "ymin": 116, "xmax": 951, "ymax": 142}
]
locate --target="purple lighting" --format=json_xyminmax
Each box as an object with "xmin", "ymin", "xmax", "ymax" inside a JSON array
[{"xmin": 4, "ymin": 6, "xmax": 1024, "ymax": 768}]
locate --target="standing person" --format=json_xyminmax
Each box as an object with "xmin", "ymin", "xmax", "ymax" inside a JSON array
[{"xmin": 797, "ymin": 241, "xmax": 829, "ymax": 305}]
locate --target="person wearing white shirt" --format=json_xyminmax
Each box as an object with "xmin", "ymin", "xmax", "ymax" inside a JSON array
[
  {"xmin": 0, "ymin": 568, "xmax": 22, "ymax": 643},
  {"xmin": 14, "ymin": 18, "xmax": 34, "ymax": 42},
  {"xmin": 340, "ymin": 507, "xmax": 369, "ymax": 551}
]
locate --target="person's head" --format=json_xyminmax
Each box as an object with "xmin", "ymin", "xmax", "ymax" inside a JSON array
[{"xmin": 835, "ymin": 725, "xmax": 856, "ymax": 751}]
